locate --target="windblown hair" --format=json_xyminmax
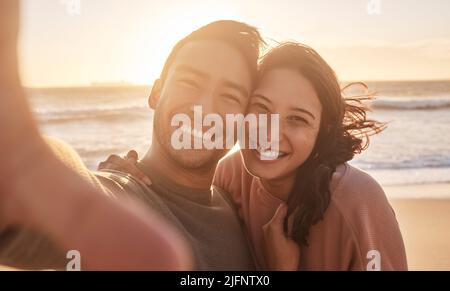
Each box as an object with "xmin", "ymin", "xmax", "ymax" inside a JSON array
[
  {"xmin": 258, "ymin": 42, "xmax": 386, "ymax": 246},
  {"xmin": 160, "ymin": 20, "xmax": 265, "ymax": 88}
]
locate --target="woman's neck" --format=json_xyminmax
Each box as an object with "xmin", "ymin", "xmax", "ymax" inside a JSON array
[{"xmin": 260, "ymin": 173, "xmax": 297, "ymax": 201}]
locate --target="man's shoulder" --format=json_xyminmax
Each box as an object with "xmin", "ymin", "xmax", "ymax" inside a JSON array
[
  {"xmin": 212, "ymin": 185, "xmax": 237, "ymax": 208},
  {"xmin": 94, "ymin": 170, "xmax": 150, "ymax": 197},
  {"xmin": 95, "ymin": 169, "xmax": 177, "ymax": 216}
]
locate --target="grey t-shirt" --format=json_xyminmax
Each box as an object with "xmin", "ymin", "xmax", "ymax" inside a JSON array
[
  {"xmin": 0, "ymin": 161, "xmax": 254, "ymax": 270},
  {"xmin": 95, "ymin": 162, "xmax": 255, "ymax": 271}
]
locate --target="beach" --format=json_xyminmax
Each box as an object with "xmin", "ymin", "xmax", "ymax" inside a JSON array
[{"xmin": 388, "ymin": 184, "xmax": 450, "ymax": 270}]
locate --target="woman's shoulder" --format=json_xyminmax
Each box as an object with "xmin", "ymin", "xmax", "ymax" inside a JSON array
[
  {"xmin": 331, "ymin": 164, "xmax": 387, "ymax": 200},
  {"xmin": 213, "ymin": 151, "xmax": 248, "ymax": 192},
  {"xmin": 326, "ymin": 164, "xmax": 407, "ymax": 270},
  {"xmin": 329, "ymin": 163, "xmax": 394, "ymax": 221},
  {"xmin": 217, "ymin": 151, "xmax": 244, "ymax": 171},
  {"xmin": 215, "ymin": 151, "xmax": 245, "ymax": 182}
]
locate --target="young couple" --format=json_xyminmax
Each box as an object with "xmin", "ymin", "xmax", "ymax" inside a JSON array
[
  {"xmin": 98, "ymin": 23, "xmax": 407, "ymax": 270},
  {"xmin": 0, "ymin": 1, "xmax": 406, "ymax": 270}
]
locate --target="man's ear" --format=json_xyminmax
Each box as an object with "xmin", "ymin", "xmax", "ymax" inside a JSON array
[{"xmin": 149, "ymin": 79, "xmax": 162, "ymax": 109}]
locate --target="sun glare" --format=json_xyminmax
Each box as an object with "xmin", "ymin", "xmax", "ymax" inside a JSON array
[{"xmin": 129, "ymin": 2, "xmax": 241, "ymax": 85}]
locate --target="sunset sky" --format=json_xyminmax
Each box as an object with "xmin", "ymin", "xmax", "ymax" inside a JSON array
[{"xmin": 19, "ymin": 0, "xmax": 450, "ymax": 87}]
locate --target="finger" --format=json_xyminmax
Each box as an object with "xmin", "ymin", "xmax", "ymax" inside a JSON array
[
  {"xmin": 98, "ymin": 162, "xmax": 118, "ymax": 171},
  {"xmin": 126, "ymin": 150, "xmax": 139, "ymax": 161},
  {"xmin": 123, "ymin": 163, "xmax": 152, "ymax": 186},
  {"xmin": 270, "ymin": 203, "xmax": 288, "ymax": 226},
  {"xmin": 107, "ymin": 155, "xmax": 135, "ymax": 170},
  {"xmin": 125, "ymin": 157, "xmax": 138, "ymax": 165},
  {"xmin": 265, "ymin": 204, "xmax": 288, "ymax": 236},
  {"xmin": 100, "ymin": 155, "xmax": 151, "ymax": 186},
  {"xmin": 100, "ymin": 156, "xmax": 130, "ymax": 171},
  {"xmin": 102, "ymin": 163, "xmax": 120, "ymax": 171},
  {"xmin": 97, "ymin": 162, "xmax": 106, "ymax": 170},
  {"xmin": 106, "ymin": 154, "xmax": 122, "ymax": 164}
]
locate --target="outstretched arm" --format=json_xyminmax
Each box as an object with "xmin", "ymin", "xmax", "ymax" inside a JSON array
[{"xmin": 0, "ymin": 0, "xmax": 192, "ymax": 271}]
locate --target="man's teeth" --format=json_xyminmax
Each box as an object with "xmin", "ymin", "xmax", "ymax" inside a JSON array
[{"xmin": 180, "ymin": 126, "xmax": 213, "ymax": 141}]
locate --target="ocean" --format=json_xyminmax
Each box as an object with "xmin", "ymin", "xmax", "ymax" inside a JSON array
[{"xmin": 28, "ymin": 81, "xmax": 450, "ymax": 190}]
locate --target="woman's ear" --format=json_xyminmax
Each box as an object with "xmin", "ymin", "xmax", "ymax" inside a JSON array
[{"xmin": 149, "ymin": 79, "xmax": 162, "ymax": 109}]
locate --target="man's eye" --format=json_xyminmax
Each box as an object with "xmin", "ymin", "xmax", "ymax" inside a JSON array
[
  {"xmin": 251, "ymin": 103, "xmax": 269, "ymax": 113},
  {"xmin": 222, "ymin": 94, "xmax": 241, "ymax": 104},
  {"xmin": 178, "ymin": 79, "xmax": 199, "ymax": 89}
]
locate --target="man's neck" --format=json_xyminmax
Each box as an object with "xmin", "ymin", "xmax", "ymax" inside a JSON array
[{"xmin": 142, "ymin": 143, "xmax": 216, "ymax": 190}]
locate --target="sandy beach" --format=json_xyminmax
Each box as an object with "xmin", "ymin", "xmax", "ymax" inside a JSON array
[{"xmin": 387, "ymin": 183, "xmax": 450, "ymax": 270}]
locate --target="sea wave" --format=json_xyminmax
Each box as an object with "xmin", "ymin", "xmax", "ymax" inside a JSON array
[
  {"xmin": 34, "ymin": 104, "xmax": 150, "ymax": 123},
  {"xmin": 371, "ymin": 97, "xmax": 450, "ymax": 110},
  {"xmin": 353, "ymin": 156, "xmax": 450, "ymax": 171},
  {"xmin": 33, "ymin": 103, "xmax": 146, "ymax": 115}
]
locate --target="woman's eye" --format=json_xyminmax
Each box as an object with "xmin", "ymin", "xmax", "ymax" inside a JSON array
[{"xmin": 288, "ymin": 116, "xmax": 308, "ymax": 124}]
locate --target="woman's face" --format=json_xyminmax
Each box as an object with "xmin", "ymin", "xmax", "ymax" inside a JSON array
[{"xmin": 241, "ymin": 68, "xmax": 322, "ymax": 181}]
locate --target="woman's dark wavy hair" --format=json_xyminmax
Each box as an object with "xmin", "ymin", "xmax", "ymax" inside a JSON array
[{"xmin": 258, "ymin": 42, "xmax": 386, "ymax": 246}]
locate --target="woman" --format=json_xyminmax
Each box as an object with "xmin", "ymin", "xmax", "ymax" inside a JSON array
[{"xmin": 100, "ymin": 42, "xmax": 408, "ymax": 271}]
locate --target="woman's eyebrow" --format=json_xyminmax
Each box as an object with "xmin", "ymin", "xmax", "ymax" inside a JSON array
[
  {"xmin": 291, "ymin": 107, "xmax": 316, "ymax": 120},
  {"xmin": 252, "ymin": 94, "xmax": 316, "ymax": 120}
]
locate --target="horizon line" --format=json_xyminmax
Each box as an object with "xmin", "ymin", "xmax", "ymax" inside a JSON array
[{"xmin": 24, "ymin": 78, "xmax": 450, "ymax": 90}]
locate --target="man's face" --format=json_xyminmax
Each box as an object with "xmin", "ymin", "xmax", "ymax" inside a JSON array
[{"xmin": 151, "ymin": 40, "xmax": 253, "ymax": 169}]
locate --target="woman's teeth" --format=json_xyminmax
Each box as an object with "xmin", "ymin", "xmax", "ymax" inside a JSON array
[{"xmin": 256, "ymin": 147, "xmax": 287, "ymax": 160}]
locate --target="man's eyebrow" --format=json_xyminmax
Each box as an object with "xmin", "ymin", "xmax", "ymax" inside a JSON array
[
  {"xmin": 291, "ymin": 107, "xmax": 316, "ymax": 120},
  {"xmin": 252, "ymin": 93, "xmax": 273, "ymax": 104},
  {"xmin": 174, "ymin": 65, "xmax": 208, "ymax": 78},
  {"xmin": 222, "ymin": 80, "xmax": 249, "ymax": 98}
]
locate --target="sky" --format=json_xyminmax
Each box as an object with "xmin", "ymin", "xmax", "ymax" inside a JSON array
[{"xmin": 19, "ymin": 0, "xmax": 450, "ymax": 87}]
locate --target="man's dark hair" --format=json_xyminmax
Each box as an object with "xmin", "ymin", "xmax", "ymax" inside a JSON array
[{"xmin": 159, "ymin": 20, "xmax": 264, "ymax": 88}]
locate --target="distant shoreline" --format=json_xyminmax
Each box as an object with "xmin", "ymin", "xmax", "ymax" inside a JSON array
[
  {"xmin": 25, "ymin": 85, "xmax": 151, "ymax": 92},
  {"xmin": 24, "ymin": 79, "xmax": 450, "ymax": 90}
]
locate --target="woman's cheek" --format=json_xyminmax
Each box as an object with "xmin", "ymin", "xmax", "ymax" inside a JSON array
[{"xmin": 290, "ymin": 130, "xmax": 316, "ymax": 162}]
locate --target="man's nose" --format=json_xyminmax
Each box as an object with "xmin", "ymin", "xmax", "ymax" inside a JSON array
[{"xmin": 189, "ymin": 93, "xmax": 216, "ymax": 116}]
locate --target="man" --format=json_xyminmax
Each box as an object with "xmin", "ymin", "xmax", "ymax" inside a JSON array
[
  {"xmin": 0, "ymin": 7, "xmax": 265, "ymax": 270},
  {"xmin": 94, "ymin": 20, "xmax": 264, "ymax": 270}
]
